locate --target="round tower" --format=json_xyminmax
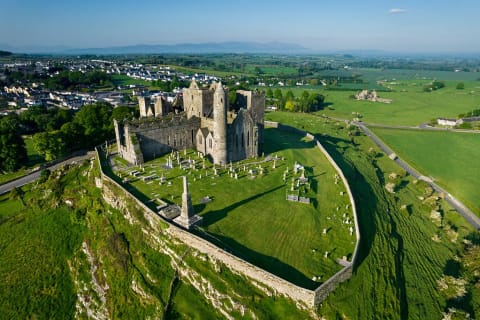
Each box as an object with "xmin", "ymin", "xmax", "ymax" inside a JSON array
[{"xmin": 213, "ymin": 82, "xmax": 227, "ymax": 164}]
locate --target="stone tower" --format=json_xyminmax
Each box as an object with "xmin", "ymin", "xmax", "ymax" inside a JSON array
[
  {"xmin": 174, "ymin": 176, "xmax": 202, "ymax": 229},
  {"xmin": 213, "ymin": 82, "xmax": 227, "ymax": 164},
  {"xmin": 138, "ymin": 96, "xmax": 151, "ymax": 118}
]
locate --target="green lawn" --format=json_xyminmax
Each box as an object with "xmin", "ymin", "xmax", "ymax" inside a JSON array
[
  {"xmin": 370, "ymin": 127, "xmax": 480, "ymax": 216},
  {"xmin": 114, "ymin": 128, "xmax": 356, "ymax": 289}
]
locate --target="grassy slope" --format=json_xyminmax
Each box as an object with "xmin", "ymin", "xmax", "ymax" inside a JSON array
[
  {"xmin": 0, "ymin": 156, "xmax": 310, "ymax": 319},
  {"xmin": 370, "ymin": 127, "xmax": 480, "ymax": 216},
  {"xmin": 118, "ymin": 128, "xmax": 354, "ymax": 289},
  {"xmin": 266, "ymin": 111, "xmax": 479, "ymax": 319}
]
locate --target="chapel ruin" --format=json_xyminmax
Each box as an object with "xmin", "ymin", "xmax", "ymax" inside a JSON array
[{"xmin": 114, "ymin": 81, "xmax": 265, "ymax": 165}]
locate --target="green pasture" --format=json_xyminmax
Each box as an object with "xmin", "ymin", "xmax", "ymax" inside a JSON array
[
  {"xmin": 370, "ymin": 127, "xmax": 480, "ymax": 216},
  {"xmin": 265, "ymin": 111, "xmax": 479, "ymax": 318},
  {"xmin": 316, "ymin": 80, "xmax": 480, "ymax": 126},
  {"xmin": 111, "ymin": 74, "xmax": 162, "ymax": 90},
  {"xmin": 112, "ymin": 128, "xmax": 355, "ymax": 289}
]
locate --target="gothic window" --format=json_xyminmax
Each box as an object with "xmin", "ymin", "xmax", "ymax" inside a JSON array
[
  {"xmin": 247, "ymin": 131, "xmax": 250, "ymax": 147},
  {"xmin": 209, "ymin": 138, "xmax": 212, "ymax": 148},
  {"xmin": 198, "ymin": 136, "xmax": 202, "ymax": 145}
]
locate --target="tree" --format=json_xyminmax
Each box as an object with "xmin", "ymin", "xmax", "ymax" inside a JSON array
[
  {"xmin": 111, "ymin": 106, "xmax": 137, "ymax": 121},
  {"xmin": 273, "ymin": 88, "xmax": 283, "ymax": 101},
  {"xmin": 254, "ymin": 66, "xmax": 264, "ymax": 74},
  {"xmin": 266, "ymin": 88, "xmax": 273, "ymax": 99},
  {"xmin": 285, "ymin": 90, "xmax": 295, "ymax": 102},
  {"xmin": 73, "ymin": 103, "xmax": 114, "ymax": 146},
  {"xmin": 456, "ymin": 82, "xmax": 465, "ymax": 90},
  {"xmin": 284, "ymin": 100, "xmax": 297, "ymax": 112},
  {"xmin": 0, "ymin": 133, "xmax": 27, "ymax": 172},
  {"xmin": 299, "ymin": 90, "xmax": 310, "ymax": 112},
  {"xmin": 60, "ymin": 121, "xmax": 85, "ymax": 150},
  {"xmin": 32, "ymin": 131, "xmax": 66, "ymax": 161}
]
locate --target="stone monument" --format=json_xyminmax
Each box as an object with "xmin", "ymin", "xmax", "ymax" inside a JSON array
[{"xmin": 174, "ymin": 176, "xmax": 203, "ymax": 229}]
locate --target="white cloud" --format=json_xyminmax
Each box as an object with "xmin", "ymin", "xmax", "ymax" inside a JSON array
[{"xmin": 389, "ymin": 8, "xmax": 407, "ymax": 14}]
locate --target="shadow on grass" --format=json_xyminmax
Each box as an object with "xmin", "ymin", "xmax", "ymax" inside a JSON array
[
  {"xmin": 200, "ymin": 185, "xmax": 284, "ymax": 226},
  {"xmin": 193, "ymin": 229, "xmax": 319, "ymax": 290},
  {"xmin": 316, "ymin": 135, "xmax": 378, "ymax": 271},
  {"xmin": 264, "ymin": 128, "xmax": 316, "ymax": 154}
]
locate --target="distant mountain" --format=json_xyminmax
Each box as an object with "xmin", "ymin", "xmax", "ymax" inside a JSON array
[
  {"xmin": 64, "ymin": 41, "xmax": 311, "ymax": 55},
  {"xmin": 3, "ymin": 41, "xmax": 311, "ymax": 55}
]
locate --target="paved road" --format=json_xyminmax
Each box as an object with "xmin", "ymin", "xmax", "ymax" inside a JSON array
[
  {"xmin": 0, "ymin": 151, "xmax": 96, "ymax": 195},
  {"xmin": 353, "ymin": 121, "xmax": 480, "ymax": 230}
]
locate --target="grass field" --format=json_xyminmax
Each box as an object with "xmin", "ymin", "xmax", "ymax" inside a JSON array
[
  {"xmin": 112, "ymin": 128, "xmax": 356, "ymax": 289},
  {"xmin": 316, "ymin": 80, "xmax": 480, "ymax": 126},
  {"xmin": 265, "ymin": 111, "xmax": 479, "ymax": 319},
  {"xmin": 258, "ymin": 79, "xmax": 480, "ymax": 126},
  {"xmin": 370, "ymin": 127, "xmax": 480, "ymax": 216}
]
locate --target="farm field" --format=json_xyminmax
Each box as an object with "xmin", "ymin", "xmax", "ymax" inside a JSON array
[
  {"xmin": 259, "ymin": 79, "xmax": 480, "ymax": 126},
  {"xmin": 112, "ymin": 128, "xmax": 356, "ymax": 289},
  {"xmin": 319, "ymin": 80, "xmax": 480, "ymax": 126},
  {"xmin": 370, "ymin": 127, "xmax": 480, "ymax": 216},
  {"xmin": 265, "ymin": 111, "xmax": 479, "ymax": 319}
]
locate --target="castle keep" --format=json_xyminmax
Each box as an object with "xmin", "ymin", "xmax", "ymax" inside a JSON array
[{"xmin": 114, "ymin": 81, "xmax": 265, "ymax": 165}]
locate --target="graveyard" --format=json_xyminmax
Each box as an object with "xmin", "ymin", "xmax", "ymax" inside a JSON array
[{"xmin": 109, "ymin": 127, "xmax": 356, "ymax": 289}]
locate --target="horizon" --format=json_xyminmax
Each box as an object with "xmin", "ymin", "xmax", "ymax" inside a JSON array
[{"xmin": 2, "ymin": 0, "xmax": 480, "ymax": 54}]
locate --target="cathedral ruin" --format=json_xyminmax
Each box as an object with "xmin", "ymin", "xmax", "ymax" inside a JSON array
[{"xmin": 114, "ymin": 81, "xmax": 265, "ymax": 165}]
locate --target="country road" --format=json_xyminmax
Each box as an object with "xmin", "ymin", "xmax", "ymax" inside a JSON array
[
  {"xmin": 0, "ymin": 151, "xmax": 96, "ymax": 195},
  {"xmin": 352, "ymin": 121, "xmax": 480, "ymax": 230}
]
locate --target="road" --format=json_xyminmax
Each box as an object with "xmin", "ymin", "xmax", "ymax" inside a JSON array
[
  {"xmin": 353, "ymin": 121, "xmax": 480, "ymax": 230},
  {"xmin": 0, "ymin": 151, "xmax": 96, "ymax": 195}
]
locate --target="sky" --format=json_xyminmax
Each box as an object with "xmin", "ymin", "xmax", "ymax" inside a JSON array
[{"xmin": 1, "ymin": 0, "xmax": 479, "ymax": 53}]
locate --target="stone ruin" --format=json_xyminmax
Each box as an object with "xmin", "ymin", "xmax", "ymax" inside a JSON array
[
  {"xmin": 355, "ymin": 89, "xmax": 392, "ymax": 104},
  {"xmin": 114, "ymin": 80, "xmax": 265, "ymax": 166}
]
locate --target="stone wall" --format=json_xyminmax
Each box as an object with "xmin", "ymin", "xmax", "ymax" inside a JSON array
[
  {"xmin": 265, "ymin": 121, "xmax": 361, "ymax": 306},
  {"xmin": 97, "ymin": 119, "xmax": 360, "ymax": 308}
]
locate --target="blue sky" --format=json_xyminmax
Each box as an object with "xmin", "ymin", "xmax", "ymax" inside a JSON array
[{"xmin": 1, "ymin": 0, "xmax": 479, "ymax": 53}]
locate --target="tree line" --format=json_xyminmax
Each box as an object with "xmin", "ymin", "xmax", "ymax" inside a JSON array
[
  {"xmin": 0, "ymin": 103, "xmax": 137, "ymax": 172},
  {"xmin": 265, "ymin": 88, "xmax": 325, "ymax": 112}
]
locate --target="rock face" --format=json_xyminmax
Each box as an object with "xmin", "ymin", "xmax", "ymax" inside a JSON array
[{"xmin": 115, "ymin": 81, "xmax": 265, "ymax": 165}]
